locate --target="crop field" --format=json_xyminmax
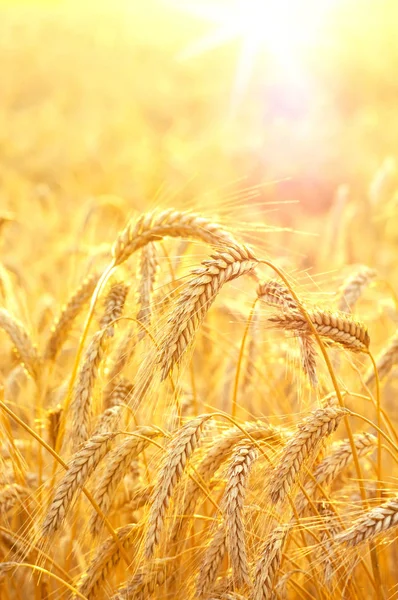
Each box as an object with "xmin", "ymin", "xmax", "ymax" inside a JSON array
[{"xmin": 0, "ymin": 1, "xmax": 398, "ymax": 599}]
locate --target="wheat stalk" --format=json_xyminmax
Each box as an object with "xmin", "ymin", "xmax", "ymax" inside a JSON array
[{"xmin": 269, "ymin": 406, "xmax": 348, "ymax": 504}]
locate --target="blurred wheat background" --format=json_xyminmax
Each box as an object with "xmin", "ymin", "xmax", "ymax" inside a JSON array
[{"xmin": 1, "ymin": 1, "xmax": 398, "ymax": 599}]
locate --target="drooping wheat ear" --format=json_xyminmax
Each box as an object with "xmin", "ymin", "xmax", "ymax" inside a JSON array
[
  {"xmin": 225, "ymin": 443, "xmax": 258, "ymax": 589},
  {"xmin": 252, "ymin": 525, "xmax": 288, "ymax": 600},
  {"xmin": 42, "ymin": 432, "xmax": 116, "ymax": 537},
  {"xmin": 197, "ymin": 524, "xmax": 227, "ymax": 598},
  {"xmin": 89, "ymin": 426, "xmax": 161, "ymax": 536},
  {"xmin": 257, "ymin": 281, "xmax": 318, "ymax": 386},
  {"xmin": 92, "ymin": 405, "xmax": 123, "ymax": 437},
  {"xmin": 206, "ymin": 593, "xmax": 247, "ymax": 600},
  {"xmin": 145, "ymin": 414, "xmax": 212, "ymax": 558},
  {"xmin": 159, "ymin": 245, "xmax": 258, "ymax": 380},
  {"xmin": 99, "ymin": 281, "xmax": 129, "ymax": 334},
  {"xmin": 0, "ymin": 484, "xmax": 30, "ymax": 516},
  {"xmin": 103, "ymin": 376, "xmax": 134, "ymax": 410},
  {"xmin": 69, "ymin": 328, "xmax": 109, "ymax": 449},
  {"xmin": 46, "ymin": 404, "xmax": 63, "ymax": 449},
  {"xmin": 171, "ymin": 423, "xmax": 284, "ymax": 545},
  {"xmin": 44, "ymin": 272, "xmax": 99, "ymax": 360},
  {"xmin": 269, "ymin": 309, "xmax": 370, "ymax": 352},
  {"xmin": 112, "ymin": 209, "xmax": 237, "ymax": 267},
  {"xmin": 295, "ymin": 432, "xmax": 377, "ymax": 513},
  {"xmin": 298, "ymin": 334, "xmax": 319, "ymax": 388},
  {"xmin": 0, "ymin": 308, "xmax": 41, "ymax": 380},
  {"xmin": 257, "ymin": 279, "xmax": 298, "ymax": 311},
  {"xmin": 269, "ymin": 406, "xmax": 348, "ymax": 504},
  {"xmin": 77, "ymin": 523, "xmax": 141, "ymax": 600},
  {"xmin": 136, "ymin": 242, "xmax": 158, "ymax": 331},
  {"xmin": 335, "ymin": 495, "xmax": 398, "ymax": 546},
  {"xmin": 364, "ymin": 329, "xmax": 398, "ymax": 387},
  {"xmin": 336, "ymin": 266, "xmax": 376, "ymax": 313}
]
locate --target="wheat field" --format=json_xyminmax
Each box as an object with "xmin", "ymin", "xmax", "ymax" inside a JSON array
[{"xmin": 1, "ymin": 2, "xmax": 398, "ymax": 599}]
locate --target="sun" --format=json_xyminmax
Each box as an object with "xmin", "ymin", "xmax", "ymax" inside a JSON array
[{"xmin": 167, "ymin": 0, "xmax": 339, "ymax": 111}]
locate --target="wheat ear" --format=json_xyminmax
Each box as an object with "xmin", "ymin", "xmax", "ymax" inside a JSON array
[
  {"xmin": 197, "ymin": 524, "xmax": 227, "ymax": 598},
  {"xmin": 335, "ymin": 495, "xmax": 398, "ymax": 546},
  {"xmin": 0, "ymin": 308, "xmax": 41, "ymax": 380},
  {"xmin": 337, "ymin": 266, "xmax": 376, "ymax": 313},
  {"xmin": 69, "ymin": 328, "xmax": 109, "ymax": 449},
  {"xmin": 112, "ymin": 209, "xmax": 237, "ymax": 266},
  {"xmin": 252, "ymin": 525, "xmax": 288, "ymax": 600},
  {"xmin": 171, "ymin": 423, "xmax": 283, "ymax": 546},
  {"xmin": 42, "ymin": 432, "xmax": 116, "ymax": 536},
  {"xmin": 44, "ymin": 272, "xmax": 99, "ymax": 360},
  {"xmin": 0, "ymin": 484, "xmax": 30, "ymax": 516},
  {"xmin": 296, "ymin": 432, "xmax": 377, "ymax": 513},
  {"xmin": 225, "ymin": 443, "xmax": 258, "ymax": 588},
  {"xmin": 145, "ymin": 414, "xmax": 212, "ymax": 558},
  {"xmin": 89, "ymin": 426, "xmax": 161, "ymax": 535},
  {"xmin": 269, "ymin": 406, "xmax": 348, "ymax": 504},
  {"xmin": 364, "ymin": 329, "xmax": 398, "ymax": 387},
  {"xmin": 269, "ymin": 309, "xmax": 370, "ymax": 352},
  {"xmin": 159, "ymin": 245, "xmax": 258, "ymax": 380},
  {"xmin": 77, "ymin": 523, "xmax": 141, "ymax": 599},
  {"xmin": 99, "ymin": 281, "xmax": 129, "ymax": 334},
  {"xmin": 136, "ymin": 242, "xmax": 158, "ymax": 330}
]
